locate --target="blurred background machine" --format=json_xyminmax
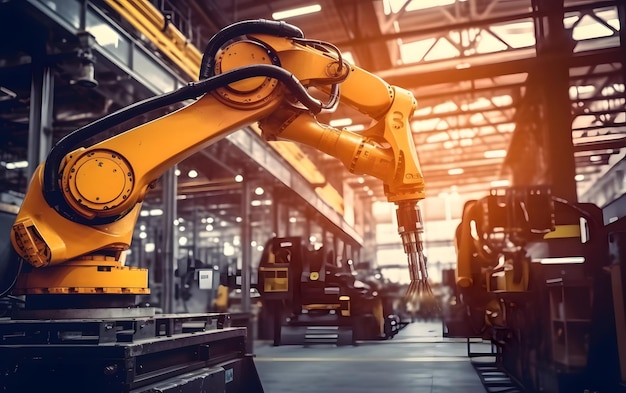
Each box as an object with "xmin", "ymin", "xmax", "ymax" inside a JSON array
[
  {"xmin": 257, "ymin": 236, "xmax": 402, "ymax": 345},
  {"xmin": 445, "ymin": 186, "xmax": 626, "ymax": 393}
]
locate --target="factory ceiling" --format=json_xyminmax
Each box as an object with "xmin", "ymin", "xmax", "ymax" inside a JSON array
[
  {"xmin": 182, "ymin": 0, "xmax": 626, "ymax": 202},
  {"xmin": 0, "ymin": 0, "xmax": 625, "ymax": 230}
]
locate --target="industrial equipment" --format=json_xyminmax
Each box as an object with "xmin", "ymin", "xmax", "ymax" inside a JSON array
[
  {"xmin": 257, "ymin": 236, "xmax": 400, "ymax": 345},
  {"xmin": 448, "ymin": 186, "xmax": 624, "ymax": 392},
  {"xmin": 1, "ymin": 19, "xmax": 428, "ymax": 392}
]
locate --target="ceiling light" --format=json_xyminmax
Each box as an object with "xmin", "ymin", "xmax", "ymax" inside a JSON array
[
  {"xmin": 448, "ymin": 168, "xmax": 464, "ymax": 175},
  {"xmin": 272, "ymin": 4, "xmax": 321, "ymax": 20},
  {"xmin": 497, "ymin": 123, "xmax": 516, "ymax": 132},
  {"xmin": 490, "ymin": 179, "xmax": 510, "ymax": 187},
  {"xmin": 384, "ymin": 0, "xmax": 455, "ymax": 14},
  {"xmin": 188, "ymin": 169, "xmax": 198, "ymax": 178},
  {"xmin": 540, "ymin": 256, "xmax": 585, "ymax": 264},
  {"xmin": 254, "ymin": 186, "xmax": 264, "ymax": 195},
  {"xmin": 344, "ymin": 124, "xmax": 365, "ymax": 132},
  {"xmin": 484, "ymin": 149, "xmax": 507, "ymax": 158},
  {"xmin": 329, "ymin": 118, "xmax": 353, "ymax": 127},
  {"xmin": 443, "ymin": 141, "xmax": 455, "ymax": 149},
  {"xmin": 590, "ymin": 155, "xmax": 602, "ymax": 162},
  {"xmin": 575, "ymin": 174, "xmax": 585, "ymax": 181},
  {"xmin": 2, "ymin": 160, "xmax": 28, "ymax": 170}
]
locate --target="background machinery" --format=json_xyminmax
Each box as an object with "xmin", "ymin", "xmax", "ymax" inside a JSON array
[
  {"xmin": 447, "ymin": 186, "xmax": 625, "ymax": 392},
  {"xmin": 0, "ymin": 19, "xmax": 428, "ymax": 392},
  {"xmin": 257, "ymin": 236, "xmax": 401, "ymax": 346}
]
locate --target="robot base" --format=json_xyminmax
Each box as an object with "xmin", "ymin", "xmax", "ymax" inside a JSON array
[{"xmin": 0, "ymin": 313, "xmax": 263, "ymax": 393}]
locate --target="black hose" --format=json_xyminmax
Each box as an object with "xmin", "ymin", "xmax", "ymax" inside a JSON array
[
  {"xmin": 43, "ymin": 64, "xmax": 324, "ymax": 225},
  {"xmin": 199, "ymin": 19, "xmax": 304, "ymax": 80},
  {"xmin": 0, "ymin": 250, "xmax": 22, "ymax": 299}
]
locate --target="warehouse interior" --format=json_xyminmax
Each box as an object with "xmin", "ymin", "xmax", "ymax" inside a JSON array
[{"xmin": 0, "ymin": 0, "xmax": 624, "ymax": 392}]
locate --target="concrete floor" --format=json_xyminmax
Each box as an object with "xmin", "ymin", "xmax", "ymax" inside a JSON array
[{"xmin": 252, "ymin": 321, "xmax": 490, "ymax": 393}]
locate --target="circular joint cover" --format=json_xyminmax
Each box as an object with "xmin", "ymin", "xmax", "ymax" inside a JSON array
[
  {"xmin": 213, "ymin": 40, "xmax": 280, "ymax": 107},
  {"xmin": 61, "ymin": 149, "xmax": 134, "ymax": 219}
]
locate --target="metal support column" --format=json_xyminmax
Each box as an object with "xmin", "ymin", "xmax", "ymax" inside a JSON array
[
  {"xmin": 241, "ymin": 178, "xmax": 253, "ymax": 353},
  {"xmin": 27, "ymin": 51, "xmax": 54, "ymax": 180},
  {"xmin": 617, "ymin": 1, "xmax": 626, "ymax": 105},
  {"xmin": 534, "ymin": 0, "xmax": 578, "ymax": 201},
  {"xmin": 272, "ymin": 192, "xmax": 280, "ymax": 237},
  {"xmin": 162, "ymin": 167, "xmax": 177, "ymax": 314}
]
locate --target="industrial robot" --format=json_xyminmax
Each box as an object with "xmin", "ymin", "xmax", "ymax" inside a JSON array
[
  {"xmin": 0, "ymin": 19, "xmax": 429, "ymax": 392},
  {"xmin": 449, "ymin": 186, "xmax": 624, "ymax": 392}
]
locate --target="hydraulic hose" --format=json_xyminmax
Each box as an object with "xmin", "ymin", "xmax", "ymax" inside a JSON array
[
  {"xmin": 199, "ymin": 19, "xmax": 304, "ymax": 80},
  {"xmin": 43, "ymin": 64, "xmax": 324, "ymax": 225}
]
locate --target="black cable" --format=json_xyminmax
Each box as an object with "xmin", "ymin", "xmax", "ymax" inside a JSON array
[
  {"xmin": 199, "ymin": 19, "xmax": 304, "ymax": 80},
  {"xmin": 292, "ymin": 37, "xmax": 349, "ymax": 111},
  {"xmin": 43, "ymin": 64, "xmax": 325, "ymax": 225},
  {"xmin": 198, "ymin": 19, "xmax": 346, "ymax": 111},
  {"xmin": 0, "ymin": 252, "xmax": 22, "ymax": 299}
]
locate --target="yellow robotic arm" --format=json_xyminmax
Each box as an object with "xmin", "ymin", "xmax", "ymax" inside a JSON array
[{"xmin": 10, "ymin": 20, "xmax": 427, "ymax": 300}]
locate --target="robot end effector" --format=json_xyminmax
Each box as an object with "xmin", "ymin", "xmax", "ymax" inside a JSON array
[{"xmin": 255, "ymin": 60, "xmax": 429, "ymax": 298}]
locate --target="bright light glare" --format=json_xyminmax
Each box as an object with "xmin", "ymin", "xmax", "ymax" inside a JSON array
[
  {"xmin": 88, "ymin": 24, "xmax": 120, "ymax": 48},
  {"xmin": 272, "ymin": 4, "xmax": 321, "ymax": 20},
  {"xmin": 484, "ymin": 149, "xmax": 507, "ymax": 158},
  {"xmin": 329, "ymin": 118, "xmax": 353, "ymax": 127},
  {"xmin": 2, "ymin": 160, "xmax": 28, "ymax": 169},
  {"xmin": 540, "ymin": 256, "xmax": 585, "ymax": 264},
  {"xmin": 572, "ymin": 14, "xmax": 615, "ymax": 40},
  {"xmin": 491, "ymin": 179, "xmax": 510, "ymax": 187},
  {"xmin": 384, "ymin": 0, "xmax": 455, "ymax": 14},
  {"xmin": 344, "ymin": 124, "xmax": 365, "ymax": 132}
]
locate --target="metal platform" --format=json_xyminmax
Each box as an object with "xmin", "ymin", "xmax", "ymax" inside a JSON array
[{"xmin": 0, "ymin": 312, "xmax": 264, "ymax": 393}]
